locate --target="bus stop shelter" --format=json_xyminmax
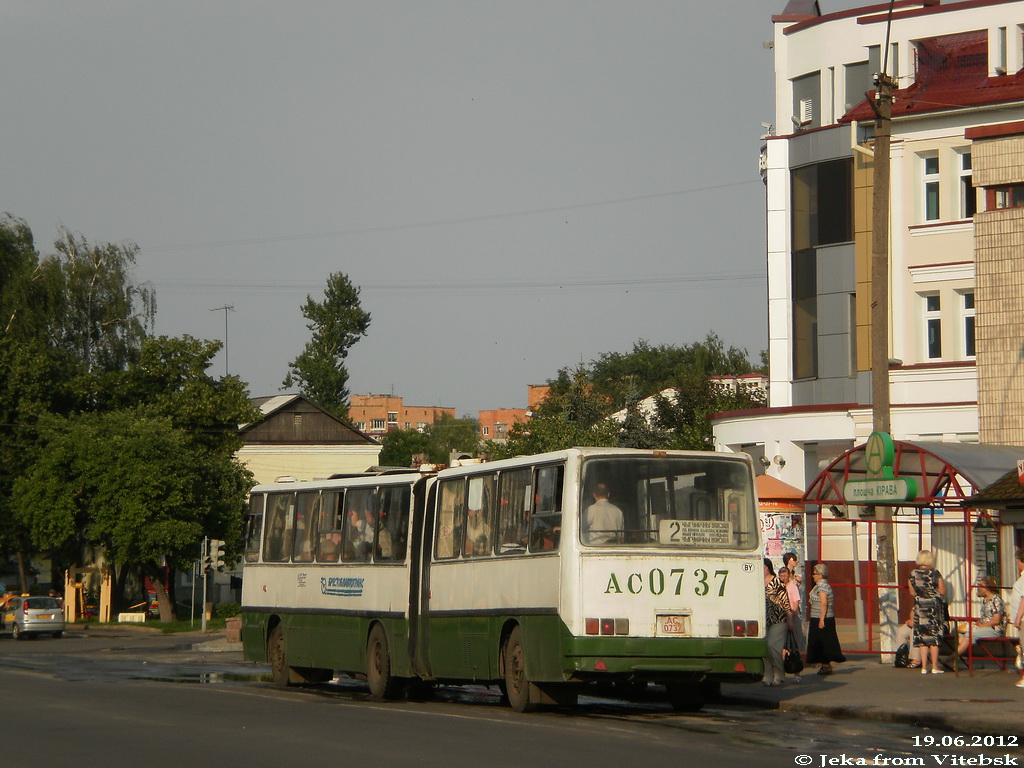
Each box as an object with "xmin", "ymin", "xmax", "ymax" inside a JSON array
[{"xmin": 799, "ymin": 440, "xmax": 1023, "ymax": 660}]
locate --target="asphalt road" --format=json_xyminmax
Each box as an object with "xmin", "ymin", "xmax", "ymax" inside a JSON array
[{"xmin": 0, "ymin": 631, "xmax": 1018, "ymax": 768}]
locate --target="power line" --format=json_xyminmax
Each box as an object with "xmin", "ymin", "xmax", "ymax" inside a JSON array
[
  {"xmin": 142, "ymin": 179, "xmax": 760, "ymax": 254},
  {"xmin": 146, "ymin": 270, "xmax": 766, "ymax": 296}
]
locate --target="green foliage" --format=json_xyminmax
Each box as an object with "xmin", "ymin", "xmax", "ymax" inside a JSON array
[
  {"xmin": 378, "ymin": 427, "xmax": 431, "ymax": 468},
  {"xmin": 214, "ymin": 602, "xmax": 241, "ymax": 619},
  {"xmin": 39, "ymin": 228, "xmax": 155, "ymax": 377},
  {"xmin": 283, "ymin": 272, "xmax": 370, "ymax": 419},
  {"xmin": 496, "ymin": 335, "xmax": 765, "ymax": 457},
  {"xmin": 0, "ymin": 217, "xmax": 254, "ymax": 608},
  {"xmin": 423, "ymin": 413, "xmax": 480, "ymax": 464}
]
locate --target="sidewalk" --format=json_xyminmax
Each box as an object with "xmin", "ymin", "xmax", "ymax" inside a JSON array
[{"xmin": 722, "ymin": 656, "xmax": 1023, "ymax": 736}]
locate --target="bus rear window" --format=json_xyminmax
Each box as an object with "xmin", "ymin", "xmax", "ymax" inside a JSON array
[{"xmin": 580, "ymin": 456, "xmax": 756, "ymax": 549}]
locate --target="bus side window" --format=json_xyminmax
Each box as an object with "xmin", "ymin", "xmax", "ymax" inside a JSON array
[
  {"xmin": 377, "ymin": 485, "xmax": 410, "ymax": 562},
  {"xmin": 292, "ymin": 491, "xmax": 319, "ymax": 563},
  {"xmin": 529, "ymin": 464, "xmax": 563, "ymax": 552},
  {"xmin": 316, "ymin": 491, "xmax": 343, "ymax": 562},
  {"xmin": 243, "ymin": 495, "xmax": 264, "ymax": 563},
  {"xmin": 263, "ymin": 493, "xmax": 293, "ymax": 563},
  {"xmin": 435, "ymin": 478, "xmax": 465, "ymax": 560},
  {"xmin": 343, "ymin": 488, "xmax": 378, "ymax": 562},
  {"xmin": 463, "ymin": 474, "xmax": 495, "ymax": 558},
  {"xmin": 497, "ymin": 468, "xmax": 531, "ymax": 554}
]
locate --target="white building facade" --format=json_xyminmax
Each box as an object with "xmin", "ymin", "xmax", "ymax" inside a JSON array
[{"xmin": 714, "ymin": 0, "xmax": 1024, "ymax": 495}]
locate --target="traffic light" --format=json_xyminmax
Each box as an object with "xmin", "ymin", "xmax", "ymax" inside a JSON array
[{"xmin": 209, "ymin": 539, "xmax": 226, "ymax": 571}]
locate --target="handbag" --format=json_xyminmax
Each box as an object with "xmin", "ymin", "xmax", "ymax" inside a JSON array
[
  {"xmin": 894, "ymin": 642, "xmax": 910, "ymax": 668},
  {"xmin": 783, "ymin": 629, "xmax": 804, "ymax": 674}
]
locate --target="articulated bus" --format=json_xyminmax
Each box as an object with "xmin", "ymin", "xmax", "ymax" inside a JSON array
[{"xmin": 240, "ymin": 447, "xmax": 767, "ymax": 711}]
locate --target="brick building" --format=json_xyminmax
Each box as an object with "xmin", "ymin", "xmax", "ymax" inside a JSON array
[{"xmin": 349, "ymin": 394, "xmax": 455, "ymax": 438}]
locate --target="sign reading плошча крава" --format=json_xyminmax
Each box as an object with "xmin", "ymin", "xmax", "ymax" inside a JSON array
[{"xmin": 842, "ymin": 431, "xmax": 918, "ymax": 504}]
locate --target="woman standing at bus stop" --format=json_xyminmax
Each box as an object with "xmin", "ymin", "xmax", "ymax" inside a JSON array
[
  {"xmin": 806, "ymin": 562, "xmax": 845, "ymax": 675},
  {"xmin": 909, "ymin": 549, "xmax": 947, "ymax": 675},
  {"xmin": 762, "ymin": 558, "xmax": 790, "ymax": 686}
]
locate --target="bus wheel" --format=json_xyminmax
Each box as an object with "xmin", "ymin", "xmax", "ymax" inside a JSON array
[
  {"xmin": 666, "ymin": 679, "xmax": 706, "ymax": 712},
  {"xmin": 503, "ymin": 627, "xmax": 536, "ymax": 713},
  {"xmin": 367, "ymin": 624, "xmax": 398, "ymax": 700},
  {"xmin": 267, "ymin": 626, "xmax": 291, "ymax": 687}
]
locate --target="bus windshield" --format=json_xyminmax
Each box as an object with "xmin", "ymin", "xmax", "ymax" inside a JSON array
[{"xmin": 580, "ymin": 455, "xmax": 757, "ymax": 549}]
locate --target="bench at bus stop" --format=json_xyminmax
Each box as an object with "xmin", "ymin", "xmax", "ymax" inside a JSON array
[{"xmin": 968, "ymin": 637, "xmax": 1020, "ymax": 671}]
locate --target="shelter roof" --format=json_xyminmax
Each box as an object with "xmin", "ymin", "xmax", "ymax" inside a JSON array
[
  {"xmin": 802, "ymin": 440, "xmax": 1023, "ymax": 508},
  {"xmin": 963, "ymin": 468, "xmax": 1024, "ymax": 509}
]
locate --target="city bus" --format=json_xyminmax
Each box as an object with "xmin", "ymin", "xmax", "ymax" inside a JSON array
[{"xmin": 240, "ymin": 447, "xmax": 767, "ymax": 711}]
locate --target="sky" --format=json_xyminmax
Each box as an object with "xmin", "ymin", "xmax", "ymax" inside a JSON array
[{"xmin": 1, "ymin": 1, "xmax": 868, "ymax": 416}]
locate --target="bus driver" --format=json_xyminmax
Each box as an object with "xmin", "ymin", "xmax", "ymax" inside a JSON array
[{"xmin": 584, "ymin": 483, "xmax": 623, "ymax": 545}]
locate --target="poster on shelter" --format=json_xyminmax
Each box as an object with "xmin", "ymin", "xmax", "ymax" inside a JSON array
[{"xmin": 761, "ymin": 513, "xmax": 805, "ymax": 566}]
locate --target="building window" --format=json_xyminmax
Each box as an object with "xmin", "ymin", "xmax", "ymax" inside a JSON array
[
  {"xmin": 958, "ymin": 151, "xmax": 975, "ymax": 219},
  {"xmin": 923, "ymin": 293, "xmax": 942, "ymax": 359},
  {"xmin": 793, "ymin": 249, "xmax": 818, "ymax": 379},
  {"xmin": 844, "ymin": 60, "xmax": 870, "ymax": 112},
  {"xmin": 989, "ymin": 184, "xmax": 1024, "ymax": 209},
  {"xmin": 791, "ymin": 71, "xmax": 821, "ymax": 131},
  {"xmin": 355, "ymin": 422, "xmax": 366, "ymax": 431},
  {"xmin": 387, "ymin": 412, "xmax": 398, "ymax": 423},
  {"xmin": 791, "ymin": 160, "xmax": 853, "ymax": 249},
  {"xmin": 371, "ymin": 418, "xmax": 386, "ymax": 431},
  {"xmin": 960, "ymin": 291, "xmax": 975, "ymax": 358},
  {"xmin": 922, "ymin": 154, "xmax": 940, "ymax": 221},
  {"xmin": 482, "ymin": 426, "xmax": 489, "ymax": 437},
  {"xmin": 416, "ymin": 422, "xmax": 427, "ymax": 432}
]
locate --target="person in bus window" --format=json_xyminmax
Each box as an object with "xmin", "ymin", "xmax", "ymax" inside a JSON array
[
  {"xmin": 465, "ymin": 505, "xmax": 490, "ymax": 556},
  {"xmin": 583, "ymin": 483, "xmax": 623, "ymax": 545}
]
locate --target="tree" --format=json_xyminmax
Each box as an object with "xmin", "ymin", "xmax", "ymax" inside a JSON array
[
  {"xmin": 13, "ymin": 336, "xmax": 255, "ymax": 621},
  {"xmin": 38, "ymin": 227, "xmax": 156, "ymax": 377},
  {"xmin": 283, "ymin": 272, "xmax": 370, "ymax": 419},
  {"xmin": 495, "ymin": 335, "xmax": 765, "ymax": 457},
  {"xmin": 494, "ymin": 366, "xmax": 618, "ymax": 458},
  {"xmin": 423, "ymin": 414, "xmax": 480, "ymax": 464},
  {"xmin": 378, "ymin": 427, "xmax": 431, "ymax": 468}
]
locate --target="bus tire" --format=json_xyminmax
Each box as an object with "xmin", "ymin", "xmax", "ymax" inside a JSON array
[
  {"xmin": 267, "ymin": 625, "xmax": 291, "ymax": 687},
  {"xmin": 666, "ymin": 679, "xmax": 706, "ymax": 712},
  {"xmin": 503, "ymin": 626, "xmax": 536, "ymax": 713},
  {"xmin": 367, "ymin": 624, "xmax": 398, "ymax": 700}
]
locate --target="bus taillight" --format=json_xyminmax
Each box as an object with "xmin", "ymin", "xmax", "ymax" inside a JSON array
[
  {"xmin": 719, "ymin": 619, "xmax": 758, "ymax": 637},
  {"xmin": 585, "ymin": 618, "xmax": 629, "ymax": 635}
]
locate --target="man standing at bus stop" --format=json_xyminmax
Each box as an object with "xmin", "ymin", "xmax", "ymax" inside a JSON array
[{"xmin": 584, "ymin": 484, "xmax": 623, "ymax": 545}]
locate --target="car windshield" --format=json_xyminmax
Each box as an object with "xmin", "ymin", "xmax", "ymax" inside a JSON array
[
  {"xmin": 26, "ymin": 598, "xmax": 60, "ymax": 609},
  {"xmin": 579, "ymin": 455, "xmax": 758, "ymax": 549}
]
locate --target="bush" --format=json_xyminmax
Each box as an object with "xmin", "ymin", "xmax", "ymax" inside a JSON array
[{"xmin": 214, "ymin": 602, "xmax": 241, "ymax": 619}]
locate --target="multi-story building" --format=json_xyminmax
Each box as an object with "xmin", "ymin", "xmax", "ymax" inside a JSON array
[
  {"xmin": 478, "ymin": 385, "xmax": 550, "ymax": 442},
  {"xmin": 349, "ymin": 394, "xmax": 455, "ymax": 438},
  {"xmin": 715, "ymin": 0, "xmax": 1024, "ymax": 488}
]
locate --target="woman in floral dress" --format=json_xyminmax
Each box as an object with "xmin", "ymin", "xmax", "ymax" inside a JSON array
[{"xmin": 909, "ymin": 549, "xmax": 947, "ymax": 674}]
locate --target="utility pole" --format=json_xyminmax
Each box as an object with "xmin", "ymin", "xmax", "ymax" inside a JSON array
[
  {"xmin": 870, "ymin": 15, "xmax": 898, "ymax": 656},
  {"xmin": 210, "ymin": 305, "xmax": 234, "ymax": 377}
]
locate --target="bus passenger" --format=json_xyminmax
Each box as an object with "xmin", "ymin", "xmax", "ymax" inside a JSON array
[
  {"xmin": 465, "ymin": 506, "xmax": 490, "ymax": 555},
  {"xmin": 583, "ymin": 484, "xmax": 623, "ymax": 545}
]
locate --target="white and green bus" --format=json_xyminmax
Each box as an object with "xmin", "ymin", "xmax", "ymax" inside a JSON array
[{"xmin": 241, "ymin": 447, "xmax": 767, "ymax": 711}]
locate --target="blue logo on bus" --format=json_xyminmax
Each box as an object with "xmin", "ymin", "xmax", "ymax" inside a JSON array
[{"xmin": 321, "ymin": 576, "xmax": 364, "ymax": 597}]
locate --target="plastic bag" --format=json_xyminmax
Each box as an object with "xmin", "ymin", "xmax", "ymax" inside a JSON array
[{"xmin": 894, "ymin": 642, "xmax": 910, "ymax": 668}]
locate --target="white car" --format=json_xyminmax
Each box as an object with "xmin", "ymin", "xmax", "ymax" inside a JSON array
[{"xmin": 0, "ymin": 596, "xmax": 66, "ymax": 639}]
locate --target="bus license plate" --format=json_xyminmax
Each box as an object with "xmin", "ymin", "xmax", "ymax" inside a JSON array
[{"xmin": 657, "ymin": 614, "xmax": 690, "ymax": 636}]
